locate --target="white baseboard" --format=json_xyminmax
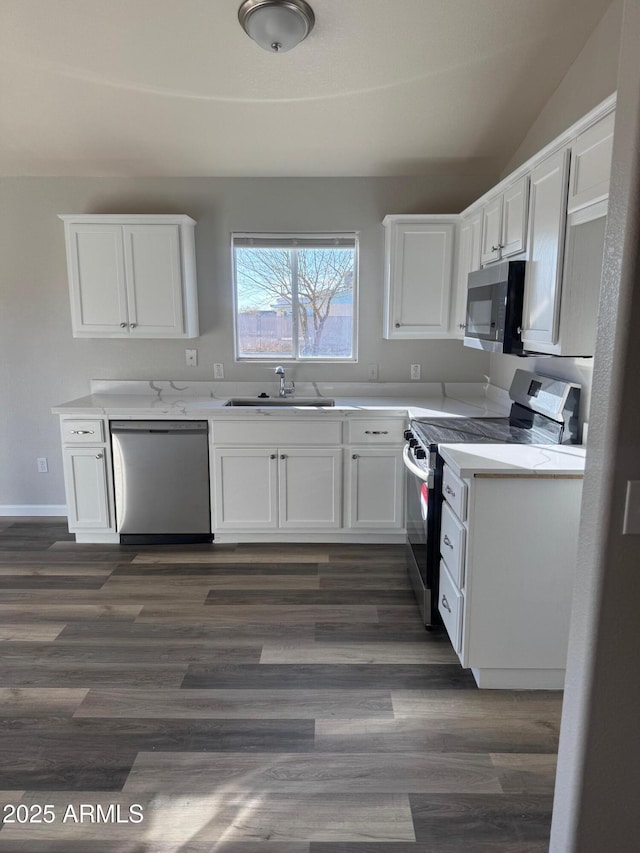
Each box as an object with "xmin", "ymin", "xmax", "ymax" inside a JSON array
[{"xmin": 0, "ymin": 505, "xmax": 67, "ymax": 517}]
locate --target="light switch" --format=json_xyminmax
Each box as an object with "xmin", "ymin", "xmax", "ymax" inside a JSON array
[{"xmin": 622, "ymin": 480, "xmax": 640, "ymax": 535}]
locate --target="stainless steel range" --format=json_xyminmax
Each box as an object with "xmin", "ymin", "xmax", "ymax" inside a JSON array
[{"xmin": 403, "ymin": 370, "xmax": 581, "ymax": 626}]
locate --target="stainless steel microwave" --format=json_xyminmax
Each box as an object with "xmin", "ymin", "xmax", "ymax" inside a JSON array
[{"xmin": 463, "ymin": 260, "xmax": 526, "ymax": 354}]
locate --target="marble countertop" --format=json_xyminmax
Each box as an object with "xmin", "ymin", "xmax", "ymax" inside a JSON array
[
  {"xmin": 438, "ymin": 443, "xmax": 587, "ymax": 477},
  {"xmin": 52, "ymin": 380, "xmax": 510, "ymax": 421}
]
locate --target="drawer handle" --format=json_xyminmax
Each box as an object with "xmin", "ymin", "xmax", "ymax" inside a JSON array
[
  {"xmin": 95, "ymin": 453, "xmax": 103, "ymax": 459},
  {"xmin": 441, "ymin": 594, "xmax": 452, "ymax": 613},
  {"xmin": 364, "ymin": 430, "xmax": 388, "ymax": 435},
  {"xmin": 443, "ymin": 534, "xmax": 453, "ymax": 549},
  {"xmin": 445, "ymin": 485, "xmax": 456, "ymax": 498},
  {"xmin": 71, "ymin": 429, "xmax": 94, "ymax": 435}
]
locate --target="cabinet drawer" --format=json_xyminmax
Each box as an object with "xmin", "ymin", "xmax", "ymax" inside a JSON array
[
  {"xmin": 61, "ymin": 419, "xmax": 105, "ymax": 444},
  {"xmin": 439, "ymin": 560, "xmax": 463, "ymax": 655},
  {"xmin": 440, "ymin": 500, "xmax": 466, "ymax": 587},
  {"xmin": 211, "ymin": 418, "xmax": 343, "ymax": 447},
  {"xmin": 348, "ymin": 418, "xmax": 404, "ymax": 445},
  {"xmin": 442, "ymin": 465, "xmax": 467, "ymax": 520}
]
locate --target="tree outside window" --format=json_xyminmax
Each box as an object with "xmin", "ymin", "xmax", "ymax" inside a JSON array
[{"xmin": 233, "ymin": 234, "xmax": 358, "ymax": 360}]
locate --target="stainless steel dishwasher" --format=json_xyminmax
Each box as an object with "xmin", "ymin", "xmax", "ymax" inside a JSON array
[{"xmin": 110, "ymin": 421, "xmax": 211, "ymax": 544}]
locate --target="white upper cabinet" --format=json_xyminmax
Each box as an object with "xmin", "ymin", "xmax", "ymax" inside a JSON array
[
  {"xmin": 59, "ymin": 214, "xmax": 198, "ymax": 338},
  {"xmin": 452, "ymin": 211, "xmax": 482, "ymax": 338},
  {"xmin": 383, "ymin": 215, "xmax": 456, "ymax": 339},
  {"xmin": 521, "ymin": 147, "xmax": 571, "ymax": 351},
  {"xmin": 479, "ymin": 176, "xmax": 529, "ymax": 265},
  {"xmin": 567, "ymin": 112, "xmax": 615, "ymax": 214}
]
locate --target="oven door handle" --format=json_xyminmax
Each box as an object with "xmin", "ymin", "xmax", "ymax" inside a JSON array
[{"xmin": 402, "ymin": 444, "xmax": 434, "ymax": 485}]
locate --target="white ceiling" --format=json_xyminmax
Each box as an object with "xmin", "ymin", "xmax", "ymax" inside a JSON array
[{"xmin": 0, "ymin": 0, "xmax": 612, "ymax": 177}]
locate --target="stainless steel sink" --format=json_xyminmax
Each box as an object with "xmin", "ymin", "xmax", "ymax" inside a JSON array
[{"xmin": 224, "ymin": 397, "xmax": 335, "ymax": 407}]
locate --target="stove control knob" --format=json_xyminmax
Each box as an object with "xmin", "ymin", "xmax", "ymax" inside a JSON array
[
  {"xmin": 403, "ymin": 429, "xmax": 413, "ymax": 441},
  {"xmin": 409, "ymin": 439, "xmax": 419, "ymax": 448},
  {"xmin": 415, "ymin": 448, "xmax": 427, "ymax": 459}
]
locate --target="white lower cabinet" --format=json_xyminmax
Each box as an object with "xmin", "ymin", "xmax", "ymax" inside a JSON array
[
  {"xmin": 62, "ymin": 446, "xmax": 112, "ymax": 530},
  {"xmin": 347, "ymin": 448, "xmax": 404, "ymax": 529},
  {"xmin": 213, "ymin": 446, "xmax": 342, "ymax": 531},
  {"xmin": 439, "ymin": 464, "xmax": 583, "ymax": 689}
]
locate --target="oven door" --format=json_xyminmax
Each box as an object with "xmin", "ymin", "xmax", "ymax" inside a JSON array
[{"xmin": 403, "ymin": 445, "xmax": 442, "ymax": 627}]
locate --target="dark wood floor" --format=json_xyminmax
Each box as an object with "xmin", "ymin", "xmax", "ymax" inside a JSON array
[{"xmin": 0, "ymin": 518, "xmax": 561, "ymax": 852}]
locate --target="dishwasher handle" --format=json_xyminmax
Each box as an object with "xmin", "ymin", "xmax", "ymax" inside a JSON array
[{"xmin": 110, "ymin": 420, "xmax": 208, "ymax": 434}]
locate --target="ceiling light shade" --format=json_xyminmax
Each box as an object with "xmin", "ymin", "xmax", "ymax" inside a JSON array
[{"xmin": 238, "ymin": 0, "xmax": 315, "ymax": 53}]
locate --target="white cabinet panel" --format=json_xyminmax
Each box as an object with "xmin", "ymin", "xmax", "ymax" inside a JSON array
[
  {"xmin": 123, "ymin": 225, "xmax": 185, "ymax": 336},
  {"xmin": 62, "ymin": 446, "xmax": 111, "ymax": 530},
  {"xmin": 452, "ymin": 212, "xmax": 482, "ymax": 338},
  {"xmin": 501, "ymin": 177, "xmax": 529, "ymax": 257},
  {"xmin": 438, "ymin": 560, "xmax": 463, "ymax": 655},
  {"xmin": 521, "ymin": 147, "xmax": 570, "ymax": 350},
  {"xmin": 383, "ymin": 216, "xmax": 456, "ymax": 339},
  {"xmin": 66, "ymin": 225, "xmax": 128, "ymax": 334},
  {"xmin": 480, "ymin": 197, "xmax": 502, "ymax": 265},
  {"xmin": 278, "ymin": 448, "xmax": 342, "ymax": 529},
  {"xmin": 347, "ymin": 448, "xmax": 404, "ymax": 529},
  {"xmin": 568, "ymin": 112, "xmax": 615, "ymax": 213},
  {"xmin": 213, "ymin": 448, "xmax": 277, "ymax": 530}
]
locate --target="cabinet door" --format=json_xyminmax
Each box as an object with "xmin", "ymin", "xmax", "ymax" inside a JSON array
[
  {"xmin": 66, "ymin": 225, "xmax": 128, "ymax": 336},
  {"xmin": 63, "ymin": 447, "xmax": 111, "ymax": 530},
  {"xmin": 123, "ymin": 225, "xmax": 186, "ymax": 337},
  {"xmin": 521, "ymin": 147, "xmax": 570, "ymax": 350},
  {"xmin": 213, "ymin": 448, "xmax": 277, "ymax": 530},
  {"xmin": 501, "ymin": 176, "xmax": 529, "ymax": 257},
  {"xmin": 347, "ymin": 448, "xmax": 404, "ymax": 529},
  {"xmin": 383, "ymin": 220, "xmax": 455, "ymax": 339},
  {"xmin": 568, "ymin": 112, "xmax": 614, "ymax": 213},
  {"xmin": 452, "ymin": 212, "xmax": 482, "ymax": 337},
  {"xmin": 278, "ymin": 448, "xmax": 342, "ymax": 529},
  {"xmin": 480, "ymin": 197, "xmax": 502, "ymax": 265}
]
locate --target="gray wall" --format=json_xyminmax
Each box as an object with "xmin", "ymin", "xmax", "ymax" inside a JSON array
[
  {"xmin": 550, "ymin": 1, "xmax": 640, "ymax": 848},
  {"xmin": 0, "ymin": 175, "xmax": 491, "ymax": 509}
]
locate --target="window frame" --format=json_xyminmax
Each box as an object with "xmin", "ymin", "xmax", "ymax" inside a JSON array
[{"xmin": 231, "ymin": 232, "xmax": 359, "ymax": 363}]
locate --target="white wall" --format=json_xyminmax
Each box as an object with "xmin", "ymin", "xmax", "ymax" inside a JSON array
[
  {"xmin": 0, "ymin": 175, "xmax": 491, "ymax": 509},
  {"xmin": 488, "ymin": 0, "xmax": 623, "ymax": 426}
]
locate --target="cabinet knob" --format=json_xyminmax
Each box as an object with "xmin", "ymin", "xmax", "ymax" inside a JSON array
[
  {"xmin": 129, "ymin": 323, "xmax": 137, "ymax": 329},
  {"xmin": 280, "ymin": 454, "xmax": 287, "ymax": 460},
  {"xmin": 95, "ymin": 453, "xmax": 103, "ymax": 459},
  {"xmin": 269, "ymin": 454, "xmax": 276, "ymax": 460},
  {"xmin": 352, "ymin": 453, "xmax": 358, "ymax": 460},
  {"xmin": 441, "ymin": 594, "xmax": 452, "ymax": 613},
  {"xmin": 459, "ymin": 323, "xmax": 467, "ymax": 330},
  {"xmin": 443, "ymin": 534, "xmax": 453, "ymax": 549},
  {"xmin": 395, "ymin": 323, "xmax": 401, "ymax": 328},
  {"xmin": 120, "ymin": 322, "xmax": 127, "ymax": 328},
  {"xmin": 517, "ymin": 326, "xmax": 522, "ymax": 335},
  {"xmin": 445, "ymin": 485, "xmax": 456, "ymax": 498}
]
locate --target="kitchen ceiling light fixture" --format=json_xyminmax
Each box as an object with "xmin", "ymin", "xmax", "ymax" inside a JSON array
[{"xmin": 238, "ymin": 0, "xmax": 315, "ymax": 53}]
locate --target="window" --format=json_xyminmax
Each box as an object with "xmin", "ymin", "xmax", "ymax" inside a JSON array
[{"xmin": 232, "ymin": 233, "xmax": 358, "ymax": 361}]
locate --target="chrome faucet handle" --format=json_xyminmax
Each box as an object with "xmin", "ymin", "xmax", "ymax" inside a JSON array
[{"xmin": 274, "ymin": 366, "xmax": 285, "ymax": 375}]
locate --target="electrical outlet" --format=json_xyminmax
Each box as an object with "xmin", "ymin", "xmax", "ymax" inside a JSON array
[
  {"xmin": 37, "ymin": 457, "xmax": 48, "ymax": 473},
  {"xmin": 185, "ymin": 348, "xmax": 197, "ymax": 367},
  {"xmin": 213, "ymin": 363, "xmax": 225, "ymax": 380},
  {"xmin": 410, "ymin": 364, "xmax": 421, "ymax": 380},
  {"xmin": 367, "ymin": 363, "xmax": 378, "ymax": 381}
]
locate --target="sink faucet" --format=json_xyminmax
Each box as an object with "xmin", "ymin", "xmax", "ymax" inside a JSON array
[{"xmin": 274, "ymin": 365, "xmax": 295, "ymax": 398}]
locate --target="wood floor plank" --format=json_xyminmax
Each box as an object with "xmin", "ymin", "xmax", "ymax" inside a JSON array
[
  {"xmin": 182, "ymin": 663, "xmax": 476, "ymax": 690},
  {"xmin": 409, "ymin": 793, "xmax": 553, "ymax": 848},
  {"xmin": 110, "ymin": 562, "xmax": 320, "ymax": 577},
  {"xmin": 489, "ymin": 754, "xmax": 558, "ymax": 793},
  {"xmin": 0, "ymin": 604, "xmax": 142, "ymax": 621},
  {"xmin": 0, "ymin": 641, "xmax": 262, "ymax": 666},
  {"xmin": 123, "ymin": 751, "xmax": 503, "ymax": 794},
  {"xmin": 259, "ymin": 641, "xmax": 458, "ymax": 665},
  {"xmin": 103, "ymin": 575, "xmax": 322, "ymax": 590},
  {"xmin": 0, "ymin": 565, "xmax": 114, "ymax": 576},
  {"xmin": 57, "ymin": 620, "xmax": 316, "ymax": 644},
  {"xmin": 0, "ymin": 688, "xmax": 89, "ymax": 716},
  {"xmin": 0, "ymin": 664, "xmax": 187, "ymax": 688},
  {"xmin": 0, "ymin": 792, "xmax": 414, "ymax": 844},
  {"xmin": 204, "ymin": 590, "xmax": 415, "ymax": 605},
  {"xmin": 133, "ymin": 550, "xmax": 330, "ymax": 564},
  {"xmin": 73, "ymin": 688, "xmax": 395, "ymax": 719},
  {"xmin": 138, "ymin": 605, "xmax": 380, "ymax": 624},
  {"xmin": 0, "ymin": 622, "xmax": 67, "ymax": 641},
  {"xmin": 391, "ymin": 690, "xmax": 563, "ymax": 720}
]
